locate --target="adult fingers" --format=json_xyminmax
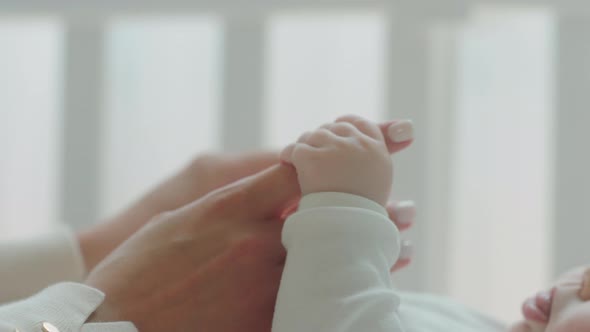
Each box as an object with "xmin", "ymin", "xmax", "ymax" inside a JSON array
[
  {"xmin": 391, "ymin": 240, "xmax": 414, "ymax": 273},
  {"xmin": 231, "ymin": 164, "xmax": 301, "ymax": 220},
  {"xmin": 386, "ymin": 201, "xmax": 416, "ymax": 231},
  {"xmin": 186, "ymin": 164, "xmax": 300, "ymax": 223},
  {"xmin": 202, "ymin": 151, "xmax": 283, "ymax": 191},
  {"xmin": 221, "ymin": 151, "xmax": 280, "ymax": 173},
  {"xmin": 391, "ymin": 258, "xmax": 411, "ymax": 273},
  {"xmin": 280, "ymin": 201, "xmax": 300, "ymax": 220}
]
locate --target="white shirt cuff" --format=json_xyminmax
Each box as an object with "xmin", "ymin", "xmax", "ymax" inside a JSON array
[
  {"xmin": 0, "ymin": 226, "xmax": 87, "ymax": 303},
  {"xmin": 0, "ymin": 282, "xmax": 137, "ymax": 332}
]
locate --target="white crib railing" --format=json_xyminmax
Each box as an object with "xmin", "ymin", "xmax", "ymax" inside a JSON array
[
  {"xmin": 18, "ymin": 3, "xmax": 456, "ymax": 296},
  {"xmin": 3, "ymin": 0, "xmax": 590, "ymax": 323}
]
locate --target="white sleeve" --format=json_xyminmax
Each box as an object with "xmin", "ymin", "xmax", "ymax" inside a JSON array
[
  {"xmin": 0, "ymin": 226, "xmax": 87, "ymax": 304},
  {"xmin": 0, "ymin": 282, "xmax": 137, "ymax": 332},
  {"xmin": 272, "ymin": 192, "xmax": 405, "ymax": 332}
]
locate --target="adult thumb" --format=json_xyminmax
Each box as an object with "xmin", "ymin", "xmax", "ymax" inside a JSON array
[{"xmin": 216, "ymin": 163, "xmax": 301, "ymax": 220}]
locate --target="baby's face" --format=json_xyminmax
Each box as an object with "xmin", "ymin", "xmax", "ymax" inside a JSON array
[{"xmin": 510, "ymin": 267, "xmax": 590, "ymax": 332}]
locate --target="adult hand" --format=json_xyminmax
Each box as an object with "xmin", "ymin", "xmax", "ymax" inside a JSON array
[
  {"xmin": 387, "ymin": 200, "xmax": 415, "ymax": 272},
  {"xmin": 78, "ymin": 151, "xmax": 280, "ymax": 271},
  {"xmin": 85, "ymin": 118, "xmax": 415, "ymax": 332},
  {"xmin": 78, "ymin": 116, "xmax": 415, "ymax": 273},
  {"xmin": 86, "ymin": 164, "xmax": 300, "ymax": 332},
  {"xmin": 373, "ymin": 116, "xmax": 417, "ymax": 272}
]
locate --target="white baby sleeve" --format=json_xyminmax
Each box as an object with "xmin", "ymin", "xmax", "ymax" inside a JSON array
[{"xmin": 272, "ymin": 192, "xmax": 405, "ymax": 332}]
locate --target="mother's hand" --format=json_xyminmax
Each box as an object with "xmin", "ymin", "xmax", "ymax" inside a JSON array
[
  {"xmin": 86, "ymin": 174, "xmax": 414, "ymax": 332},
  {"xmin": 79, "ymin": 118, "xmax": 415, "ymax": 273},
  {"xmin": 387, "ymin": 200, "xmax": 415, "ymax": 272},
  {"xmin": 85, "ymin": 118, "xmax": 415, "ymax": 331},
  {"xmin": 78, "ymin": 151, "xmax": 281, "ymax": 271},
  {"xmin": 86, "ymin": 164, "xmax": 299, "ymax": 332}
]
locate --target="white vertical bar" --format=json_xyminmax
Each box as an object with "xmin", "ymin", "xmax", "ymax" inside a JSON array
[
  {"xmin": 265, "ymin": 13, "xmax": 385, "ymax": 148},
  {"xmin": 554, "ymin": 14, "xmax": 590, "ymax": 276},
  {"xmin": 0, "ymin": 19, "xmax": 61, "ymax": 238},
  {"xmin": 61, "ymin": 18, "xmax": 104, "ymax": 228},
  {"xmin": 101, "ymin": 18, "xmax": 222, "ymax": 217},
  {"xmin": 385, "ymin": 10, "xmax": 433, "ymax": 291},
  {"xmin": 221, "ymin": 15, "xmax": 266, "ymax": 151},
  {"xmin": 448, "ymin": 9, "xmax": 554, "ymax": 321},
  {"xmin": 422, "ymin": 23, "xmax": 460, "ymax": 294}
]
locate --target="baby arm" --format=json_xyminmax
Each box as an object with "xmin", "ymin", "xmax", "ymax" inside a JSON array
[{"xmin": 272, "ymin": 116, "xmax": 405, "ymax": 332}]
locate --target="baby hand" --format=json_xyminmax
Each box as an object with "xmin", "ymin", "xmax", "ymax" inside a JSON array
[{"xmin": 280, "ymin": 116, "xmax": 393, "ymax": 206}]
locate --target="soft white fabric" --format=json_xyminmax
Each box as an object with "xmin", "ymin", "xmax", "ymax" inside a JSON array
[
  {"xmin": 0, "ymin": 282, "xmax": 137, "ymax": 332},
  {"xmin": 0, "ymin": 227, "xmax": 86, "ymax": 303},
  {"xmin": 399, "ymin": 292, "xmax": 507, "ymax": 332},
  {"xmin": 0, "ymin": 196, "xmax": 509, "ymax": 332},
  {"xmin": 272, "ymin": 192, "xmax": 404, "ymax": 332},
  {"xmin": 272, "ymin": 192, "xmax": 508, "ymax": 332},
  {"xmin": 0, "ymin": 227, "xmax": 137, "ymax": 332}
]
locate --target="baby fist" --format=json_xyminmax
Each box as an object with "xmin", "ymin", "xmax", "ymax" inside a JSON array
[{"xmin": 281, "ymin": 116, "xmax": 393, "ymax": 206}]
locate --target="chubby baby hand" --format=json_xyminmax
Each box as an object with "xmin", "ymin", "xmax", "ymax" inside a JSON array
[{"xmin": 280, "ymin": 116, "xmax": 393, "ymax": 206}]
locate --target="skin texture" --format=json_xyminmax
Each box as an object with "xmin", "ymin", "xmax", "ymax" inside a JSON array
[
  {"xmin": 79, "ymin": 142, "xmax": 415, "ymax": 273},
  {"xmin": 510, "ymin": 267, "xmax": 590, "ymax": 332},
  {"xmin": 86, "ymin": 164, "xmax": 299, "ymax": 332},
  {"xmin": 281, "ymin": 115, "xmax": 393, "ymax": 206},
  {"xmin": 77, "ymin": 151, "xmax": 282, "ymax": 271},
  {"xmin": 84, "ymin": 118, "xmax": 414, "ymax": 331}
]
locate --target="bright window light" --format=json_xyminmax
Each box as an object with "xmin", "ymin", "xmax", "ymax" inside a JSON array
[
  {"xmin": 449, "ymin": 7, "xmax": 555, "ymax": 323},
  {"xmin": 0, "ymin": 18, "xmax": 62, "ymax": 238},
  {"xmin": 265, "ymin": 12, "xmax": 387, "ymax": 147},
  {"xmin": 102, "ymin": 16, "xmax": 222, "ymax": 218}
]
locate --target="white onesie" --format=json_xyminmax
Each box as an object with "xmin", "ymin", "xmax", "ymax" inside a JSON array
[{"xmin": 272, "ymin": 192, "xmax": 507, "ymax": 332}]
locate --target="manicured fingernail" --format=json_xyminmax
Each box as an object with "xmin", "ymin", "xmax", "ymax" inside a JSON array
[
  {"xmin": 399, "ymin": 240, "xmax": 414, "ymax": 259},
  {"xmin": 395, "ymin": 201, "xmax": 416, "ymax": 226},
  {"xmin": 388, "ymin": 120, "xmax": 414, "ymax": 143}
]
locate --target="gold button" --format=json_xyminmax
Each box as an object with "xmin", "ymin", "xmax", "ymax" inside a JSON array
[{"xmin": 40, "ymin": 322, "xmax": 60, "ymax": 332}]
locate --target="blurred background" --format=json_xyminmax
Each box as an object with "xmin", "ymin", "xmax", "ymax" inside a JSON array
[{"xmin": 1, "ymin": 0, "xmax": 589, "ymax": 324}]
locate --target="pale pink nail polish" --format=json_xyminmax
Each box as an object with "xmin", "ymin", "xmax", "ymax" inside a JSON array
[
  {"xmin": 399, "ymin": 240, "xmax": 414, "ymax": 260},
  {"xmin": 388, "ymin": 120, "xmax": 414, "ymax": 143},
  {"xmin": 395, "ymin": 201, "xmax": 416, "ymax": 226}
]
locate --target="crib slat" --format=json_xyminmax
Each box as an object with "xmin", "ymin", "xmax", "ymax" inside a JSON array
[
  {"xmin": 554, "ymin": 15, "xmax": 590, "ymax": 276},
  {"xmin": 60, "ymin": 18, "xmax": 104, "ymax": 228},
  {"xmin": 221, "ymin": 15, "xmax": 266, "ymax": 151},
  {"xmin": 384, "ymin": 9, "xmax": 433, "ymax": 291}
]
